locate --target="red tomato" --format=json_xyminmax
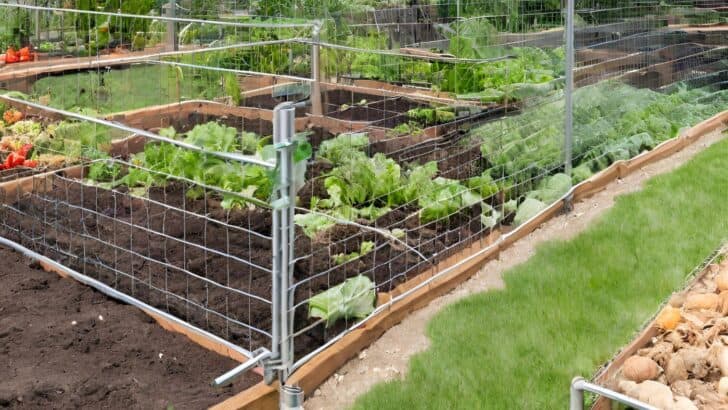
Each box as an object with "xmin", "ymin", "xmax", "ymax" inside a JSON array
[
  {"xmin": 4, "ymin": 153, "xmax": 24, "ymax": 169},
  {"xmin": 5, "ymin": 47, "xmax": 18, "ymax": 63},
  {"xmin": 18, "ymin": 144, "xmax": 33, "ymax": 158}
]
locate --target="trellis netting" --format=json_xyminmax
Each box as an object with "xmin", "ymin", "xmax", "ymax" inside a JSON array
[{"xmin": 0, "ymin": 0, "xmax": 725, "ymax": 403}]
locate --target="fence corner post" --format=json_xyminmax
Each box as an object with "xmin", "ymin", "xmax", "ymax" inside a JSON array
[
  {"xmin": 272, "ymin": 102, "xmax": 297, "ymax": 396},
  {"xmin": 310, "ymin": 21, "xmax": 323, "ymax": 117}
]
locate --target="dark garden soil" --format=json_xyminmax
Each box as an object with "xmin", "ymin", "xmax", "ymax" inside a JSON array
[
  {"xmin": 0, "ymin": 246, "xmax": 260, "ymax": 410},
  {"xmin": 326, "ymin": 94, "xmax": 426, "ymax": 126},
  {"xmin": 0, "ymin": 151, "xmax": 492, "ymax": 358},
  {"xmin": 1, "ymin": 176, "xmax": 276, "ymax": 353},
  {"xmin": 240, "ymin": 89, "xmax": 427, "ymax": 126}
]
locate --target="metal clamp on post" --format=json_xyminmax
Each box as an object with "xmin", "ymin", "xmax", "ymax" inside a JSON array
[{"xmin": 280, "ymin": 385, "xmax": 304, "ymax": 410}]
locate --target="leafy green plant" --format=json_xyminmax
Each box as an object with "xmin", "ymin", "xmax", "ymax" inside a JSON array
[
  {"xmin": 308, "ymin": 275, "xmax": 376, "ymax": 327},
  {"xmin": 37, "ymin": 42, "xmax": 55, "ymax": 53},
  {"xmin": 317, "ymin": 133, "xmax": 369, "ymax": 165},
  {"xmin": 86, "ymin": 160, "xmax": 122, "ymax": 185},
  {"xmin": 466, "ymin": 171, "xmax": 500, "ymax": 199},
  {"xmin": 475, "ymin": 81, "xmax": 728, "ymax": 210},
  {"xmin": 223, "ymin": 73, "xmax": 241, "ymax": 106},
  {"xmin": 1, "ymin": 117, "xmax": 112, "ymax": 163},
  {"xmin": 322, "ymin": 27, "xmax": 564, "ymax": 99},
  {"xmin": 84, "ymin": 122, "xmax": 277, "ymax": 208},
  {"xmin": 512, "ymin": 198, "xmax": 546, "ymax": 227},
  {"xmin": 332, "ymin": 241, "xmax": 375, "ymax": 265},
  {"xmin": 294, "ymin": 212, "xmax": 337, "ymax": 238},
  {"xmin": 407, "ymin": 107, "xmax": 457, "ymax": 126},
  {"xmin": 386, "ymin": 122, "xmax": 423, "ymax": 138},
  {"xmin": 417, "ymin": 177, "xmax": 482, "ymax": 224},
  {"xmin": 527, "ymin": 173, "xmax": 571, "ymax": 205},
  {"xmin": 321, "ymin": 153, "xmax": 403, "ymax": 211}
]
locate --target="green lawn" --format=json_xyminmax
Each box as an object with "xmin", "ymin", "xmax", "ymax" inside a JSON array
[
  {"xmin": 30, "ymin": 65, "xmax": 226, "ymax": 114},
  {"xmin": 353, "ymin": 135, "xmax": 728, "ymax": 409}
]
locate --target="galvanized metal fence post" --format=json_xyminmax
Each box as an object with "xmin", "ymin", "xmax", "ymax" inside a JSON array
[
  {"xmin": 34, "ymin": 0, "xmax": 40, "ymax": 45},
  {"xmin": 272, "ymin": 102, "xmax": 300, "ymax": 408},
  {"xmin": 564, "ymin": 0, "xmax": 575, "ymax": 176},
  {"xmin": 165, "ymin": 0, "xmax": 178, "ymax": 52},
  {"xmin": 310, "ymin": 21, "xmax": 323, "ymax": 116}
]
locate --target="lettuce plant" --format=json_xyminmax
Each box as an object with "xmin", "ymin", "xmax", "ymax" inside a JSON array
[{"xmin": 308, "ymin": 275, "xmax": 376, "ymax": 327}]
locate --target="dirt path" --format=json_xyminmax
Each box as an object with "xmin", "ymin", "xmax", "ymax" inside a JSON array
[
  {"xmin": 305, "ymin": 128, "xmax": 727, "ymax": 410},
  {"xmin": 0, "ymin": 246, "xmax": 260, "ymax": 409}
]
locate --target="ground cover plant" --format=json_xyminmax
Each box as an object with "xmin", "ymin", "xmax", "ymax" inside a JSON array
[{"xmin": 352, "ymin": 133, "xmax": 728, "ymax": 409}]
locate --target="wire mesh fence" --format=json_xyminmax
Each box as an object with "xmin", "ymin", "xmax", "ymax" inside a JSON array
[
  {"xmin": 0, "ymin": 0, "xmax": 726, "ymax": 398},
  {"xmin": 0, "ymin": 161, "xmax": 275, "ymax": 351}
]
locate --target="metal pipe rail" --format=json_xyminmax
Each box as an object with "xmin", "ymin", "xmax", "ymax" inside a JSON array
[{"xmin": 570, "ymin": 377, "xmax": 658, "ymax": 410}]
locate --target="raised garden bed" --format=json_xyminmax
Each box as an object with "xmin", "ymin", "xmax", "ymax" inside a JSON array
[
  {"xmin": 591, "ymin": 246, "xmax": 728, "ymax": 409},
  {"xmin": 216, "ymin": 92, "xmax": 728, "ymax": 410},
  {"xmin": 0, "ymin": 168, "xmax": 276, "ymax": 353},
  {"xmin": 1, "ymin": 86, "xmax": 725, "ymax": 382},
  {"xmin": 0, "ymin": 100, "xmax": 148, "ymax": 185},
  {"xmin": 0, "ymin": 244, "xmax": 260, "ymax": 409},
  {"xmin": 619, "ymin": 46, "xmax": 728, "ymax": 90},
  {"xmin": 0, "ymin": 152, "xmax": 491, "ymax": 359},
  {"xmin": 103, "ymin": 96, "xmax": 495, "ymax": 157},
  {"xmin": 0, "ymin": 15, "xmax": 724, "ymax": 408}
]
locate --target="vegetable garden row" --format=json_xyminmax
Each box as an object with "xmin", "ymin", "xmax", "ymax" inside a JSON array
[
  {"xmin": 1, "ymin": 77, "xmax": 727, "ymax": 359},
  {"xmin": 0, "ymin": 0, "xmax": 726, "ymax": 406}
]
